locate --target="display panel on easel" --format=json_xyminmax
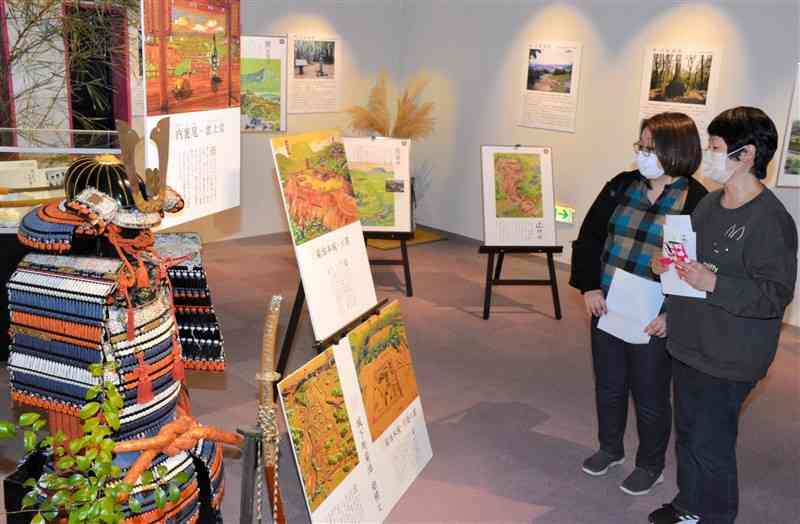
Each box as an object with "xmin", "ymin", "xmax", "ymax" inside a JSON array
[
  {"xmin": 343, "ymin": 137, "xmax": 412, "ymax": 233},
  {"xmin": 270, "ymin": 129, "xmax": 378, "ymax": 340},
  {"xmin": 481, "ymin": 145, "xmax": 556, "ymax": 246},
  {"xmin": 777, "ymin": 64, "xmax": 800, "ymax": 188},
  {"xmin": 278, "ymin": 300, "xmax": 432, "ymax": 523}
]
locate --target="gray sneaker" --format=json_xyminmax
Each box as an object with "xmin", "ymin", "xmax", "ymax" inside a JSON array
[
  {"xmin": 620, "ymin": 467, "xmax": 664, "ymax": 495},
  {"xmin": 581, "ymin": 450, "xmax": 624, "ymax": 476}
]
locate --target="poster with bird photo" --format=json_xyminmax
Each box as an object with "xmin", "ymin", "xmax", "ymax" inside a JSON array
[
  {"xmin": 777, "ymin": 64, "xmax": 800, "ymax": 187},
  {"xmin": 481, "ymin": 145, "xmax": 556, "ymax": 246},
  {"xmin": 240, "ymin": 35, "xmax": 287, "ymax": 132}
]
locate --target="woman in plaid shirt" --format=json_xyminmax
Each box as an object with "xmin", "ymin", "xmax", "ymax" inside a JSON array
[{"xmin": 569, "ymin": 112, "xmax": 708, "ymax": 496}]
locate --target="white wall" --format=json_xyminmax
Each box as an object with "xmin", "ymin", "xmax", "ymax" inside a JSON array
[{"xmin": 170, "ymin": 0, "xmax": 800, "ymax": 324}]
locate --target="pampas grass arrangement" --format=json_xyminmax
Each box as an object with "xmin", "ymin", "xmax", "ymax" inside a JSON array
[{"xmin": 347, "ymin": 73, "xmax": 435, "ymax": 140}]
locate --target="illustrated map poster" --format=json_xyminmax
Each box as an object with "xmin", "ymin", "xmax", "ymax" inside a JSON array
[
  {"xmin": 278, "ymin": 301, "xmax": 432, "ymax": 523},
  {"xmin": 481, "ymin": 145, "xmax": 556, "ymax": 246},
  {"xmin": 777, "ymin": 63, "xmax": 800, "ymax": 188},
  {"xmin": 343, "ymin": 137, "xmax": 412, "ymax": 233},
  {"xmin": 142, "ymin": 0, "xmax": 242, "ymax": 228},
  {"xmin": 288, "ymin": 35, "xmax": 340, "ymax": 114},
  {"xmin": 270, "ymin": 129, "xmax": 377, "ymax": 340},
  {"xmin": 240, "ymin": 35, "xmax": 287, "ymax": 132},
  {"xmin": 519, "ymin": 41, "xmax": 583, "ymax": 133},
  {"xmin": 639, "ymin": 46, "xmax": 722, "ymax": 147}
]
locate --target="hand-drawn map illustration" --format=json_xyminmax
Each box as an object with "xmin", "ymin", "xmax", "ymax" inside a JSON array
[
  {"xmin": 349, "ymin": 160, "xmax": 396, "ymax": 228},
  {"xmin": 279, "ymin": 349, "xmax": 359, "ymax": 512},
  {"xmin": 271, "ymin": 130, "xmax": 359, "ymax": 245},
  {"xmin": 493, "ymin": 152, "xmax": 543, "ymax": 218},
  {"xmin": 348, "ymin": 301, "xmax": 419, "ymax": 441}
]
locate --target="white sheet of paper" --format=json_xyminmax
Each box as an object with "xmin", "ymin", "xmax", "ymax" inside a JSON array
[
  {"xmin": 598, "ymin": 269, "xmax": 664, "ymax": 344},
  {"xmin": 661, "ymin": 215, "xmax": 706, "ymax": 298}
]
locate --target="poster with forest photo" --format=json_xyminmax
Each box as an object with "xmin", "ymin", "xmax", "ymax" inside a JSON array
[
  {"xmin": 777, "ymin": 64, "xmax": 800, "ymax": 187},
  {"xmin": 639, "ymin": 46, "xmax": 722, "ymax": 146}
]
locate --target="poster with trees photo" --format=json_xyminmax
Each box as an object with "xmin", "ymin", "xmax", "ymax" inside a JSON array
[
  {"xmin": 638, "ymin": 46, "xmax": 722, "ymax": 146},
  {"xmin": 777, "ymin": 64, "xmax": 800, "ymax": 188}
]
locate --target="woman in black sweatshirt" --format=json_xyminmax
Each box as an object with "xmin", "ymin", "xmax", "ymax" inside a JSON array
[
  {"xmin": 649, "ymin": 108, "xmax": 798, "ymax": 524},
  {"xmin": 569, "ymin": 112, "xmax": 707, "ymax": 496}
]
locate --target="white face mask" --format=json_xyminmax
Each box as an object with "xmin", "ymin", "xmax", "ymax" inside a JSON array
[
  {"xmin": 702, "ymin": 146, "xmax": 745, "ymax": 184},
  {"xmin": 636, "ymin": 151, "xmax": 665, "ymax": 179}
]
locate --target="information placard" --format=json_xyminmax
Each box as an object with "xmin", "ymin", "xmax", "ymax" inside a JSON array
[{"xmin": 481, "ymin": 145, "xmax": 556, "ymax": 246}]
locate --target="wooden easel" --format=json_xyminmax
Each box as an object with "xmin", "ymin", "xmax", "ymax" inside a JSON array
[
  {"xmin": 479, "ymin": 245, "xmax": 563, "ymax": 320},
  {"xmin": 364, "ymin": 231, "xmax": 414, "ymax": 297}
]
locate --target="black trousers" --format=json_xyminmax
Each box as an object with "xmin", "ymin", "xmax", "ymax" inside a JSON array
[
  {"xmin": 590, "ymin": 319, "xmax": 672, "ymax": 473},
  {"xmin": 671, "ymin": 358, "xmax": 755, "ymax": 524}
]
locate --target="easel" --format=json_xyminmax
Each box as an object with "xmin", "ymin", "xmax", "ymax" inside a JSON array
[
  {"xmin": 479, "ymin": 245, "xmax": 563, "ymax": 320},
  {"xmin": 364, "ymin": 231, "xmax": 414, "ymax": 297},
  {"xmin": 275, "ymin": 286, "xmax": 391, "ymax": 392},
  {"xmin": 275, "ymin": 230, "xmax": 414, "ymax": 383}
]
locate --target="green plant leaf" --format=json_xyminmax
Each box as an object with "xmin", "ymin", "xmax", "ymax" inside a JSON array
[
  {"xmin": 80, "ymin": 402, "xmax": 100, "ymax": 420},
  {"xmin": 22, "ymin": 491, "xmax": 38, "ymax": 509},
  {"xmin": 83, "ymin": 417, "xmax": 100, "ymax": 433},
  {"xmin": 54, "ymin": 432, "xmax": 67, "ymax": 445},
  {"xmin": 0, "ymin": 421, "xmax": 18, "ymax": 439},
  {"xmin": 56, "ymin": 446, "xmax": 66, "ymax": 457},
  {"xmin": 175, "ymin": 471, "xmax": 190, "ymax": 484},
  {"xmin": 117, "ymin": 482, "xmax": 132, "ymax": 494},
  {"xmin": 106, "ymin": 411, "xmax": 120, "ymax": 432},
  {"xmin": 154, "ymin": 486, "xmax": 166, "ymax": 508},
  {"xmin": 23, "ymin": 478, "xmax": 37, "ymax": 488},
  {"xmin": 128, "ymin": 495, "xmax": 142, "ymax": 513},
  {"xmin": 24, "ymin": 430, "xmax": 37, "ymax": 451},
  {"xmin": 39, "ymin": 435, "xmax": 52, "ymax": 448},
  {"xmin": 85, "ymin": 385, "xmax": 101, "ymax": 400},
  {"xmin": 85, "ymin": 448, "xmax": 98, "ymax": 462},
  {"xmin": 99, "ymin": 450, "xmax": 113, "ymax": 464},
  {"xmin": 100, "ymin": 495, "xmax": 115, "ymax": 523},
  {"xmin": 31, "ymin": 513, "xmax": 45, "ymax": 524},
  {"xmin": 111, "ymin": 465, "xmax": 122, "ymax": 478},
  {"xmin": 167, "ymin": 482, "xmax": 181, "ymax": 502},
  {"xmin": 156, "ymin": 465, "xmax": 168, "ymax": 477},
  {"xmin": 101, "ymin": 438, "xmax": 116, "ymax": 453},
  {"xmin": 51, "ymin": 489, "xmax": 70, "ymax": 508},
  {"xmin": 76, "ymin": 455, "xmax": 92, "ymax": 472},
  {"xmin": 18, "ymin": 412, "xmax": 41, "ymax": 427},
  {"xmin": 141, "ymin": 470, "xmax": 154, "ymax": 485},
  {"xmin": 68, "ymin": 473, "xmax": 86, "ymax": 487},
  {"xmin": 57, "ymin": 457, "xmax": 75, "ymax": 470},
  {"xmin": 68, "ymin": 510, "xmax": 81, "ymax": 524},
  {"xmin": 89, "ymin": 363, "xmax": 103, "ymax": 377},
  {"xmin": 69, "ymin": 438, "xmax": 85, "ymax": 455},
  {"xmin": 32, "ymin": 419, "xmax": 47, "ymax": 432}
]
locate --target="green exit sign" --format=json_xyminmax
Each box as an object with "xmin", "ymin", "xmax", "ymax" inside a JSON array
[{"xmin": 555, "ymin": 205, "xmax": 575, "ymax": 224}]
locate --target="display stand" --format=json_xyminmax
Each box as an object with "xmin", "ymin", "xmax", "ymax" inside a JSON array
[
  {"xmin": 274, "ymin": 281, "xmax": 388, "ymax": 392},
  {"xmin": 364, "ymin": 231, "xmax": 414, "ymax": 297},
  {"xmin": 479, "ymin": 245, "xmax": 563, "ymax": 320}
]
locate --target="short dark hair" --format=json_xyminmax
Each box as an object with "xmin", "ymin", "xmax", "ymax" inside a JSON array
[
  {"xmin": 640, "ymin": 112, "xmax": 702, "ymax": 178},
  {"xmin": 707, "ymin": 106, "xmax": 778, "ymax": 179}
]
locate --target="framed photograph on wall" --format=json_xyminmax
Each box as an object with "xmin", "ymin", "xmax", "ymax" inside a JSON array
[
  {"xmin": 777, "ymin": 63, "xmax": 800, "ymax": 188},
  {"xmin": 481, "ymin": 145, "xmax": 556, "ymax": 246}
]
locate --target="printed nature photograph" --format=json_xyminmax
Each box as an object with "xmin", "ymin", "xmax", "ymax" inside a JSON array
[
  {"xmin": 294, "ymin": 39, "xmax": 335, "ymax": 79},
  {"xmin": 784, "ymin": 119, "xmax": 800, "ymax": 176},
  {"xmin": 241, "ymin": 53, "xmax": 282, "ymax": 131},
  {"xmin": 348, "ymin": 301, "xmax": 419, "ymax": 441},
  {"xmin": 271, "ymin": 131, "xmax": 359, "ymax": 245},
  {"xmin": 145, "ymin": 0, "xmax": 240, "ymax": 116},
  {"xmin": 494, "ymin": 153, "xmax": 543, "ymax": 218},
  {"xmin": 278, "ymin": 349, "xmax": 359, "ymax": 512},
  {"xmin": 350, "ymin": 160, "xmax": 397, "ymax": 228},
  {"xmin": 648, "ymin": 51, "xmax": 712, "ymax": 105},
  {"xmin": 527, "ymin": 47, "xmax": 574, "ymax": 94}
]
